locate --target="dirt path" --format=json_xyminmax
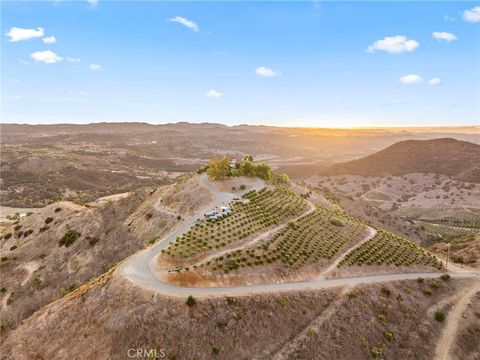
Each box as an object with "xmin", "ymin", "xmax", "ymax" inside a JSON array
[
  {"xmin": 1, "ymin": 291, "xmax": 11, "ymax": 311},
  {"xmin": 153, "ymin": 198, "xmax": 179, "ymax": 217},
  {"xmin": 269, "ymin": 286, "xmax": 352, "ymax": 360},
  {"xmin": 434, "ymin": 283, "xmax": 480, "ymax": 360},
  {"xmin": 319, "ymin": 226, "xmax": 377, "ymax": 279},
  {"xmin": 21, "ymin": 261, "xmax": 41, "ymax": 286}
]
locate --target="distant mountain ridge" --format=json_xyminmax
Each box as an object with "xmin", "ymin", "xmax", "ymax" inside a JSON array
[{"xmin": 329, "ymin": 138, "xmax": 480, "ymax": 183}]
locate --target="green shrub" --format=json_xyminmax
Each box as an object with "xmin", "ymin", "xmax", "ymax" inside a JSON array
[
  {"xmin": 384, "ymin": 331, "xmax": 394, "ymax": 341},
  {"xmin": 186, "ymin": 295, "xmax": 196, "ymax": 307},
  {"xmin": 145, "ymin": 213, "xmax": 153, "ymax": 220},
  {"xmin": 54, "ymin": 207, "xmax": 62, "ymax": 212},
  {"xmin": 3, "ymin": 233, "xmax": 12, "ymax": 240},
  {"xmin": 417, "ymin": 277, "xmax": 424, "ymax": 283},
  {"xmin": 0, "ymin": 287, "xmax": 6, "ymax": 293},
  {"xmin": 45, "ymin": 217, "xmax": 54, "ymax": 224},
  {"xmin": 1, "ymin": 257, "xmax": 8, "ymax": 263},
  {"xmin": 422, "ymin": 289, "xmax": 433, "ymax": 296},
  {"xmin": 158, "ymin": 219, "xmax": 166, "ymax": 228},
  {"xmin": 58, "ymin": 230, "xmax": 81, "ymax": 247},
  {"xmin": 435, "ymin": 311, "xmax": 446, "ymax": 322},
  {"xmin": 239, "ymin": 184, "xmax": 246, "ymax": 190},
  {"xmin": 211, "ymin": 346, "xmax": 220, "ymax": 355},
  {"xmin": 226, "ymin": 297, "xmax": 236, "ymax": 305},
  {"xmin": 24, "ymin": 229, "xmax": 34, "ymax": 237},
  {"xmin": 440, "ymin": 274, "xmax": 451, "ymax": 281},
  {"xmin": 87, "ymin": 236, "xmax": 99, "ymax": 246},
  {"xmin": 9, "ymin": 245, "xmax": 17, "ymax": 251},
  {"xmin": 216, "ymin": 320, "xmax": 227, "ymax": 329},
  {"xmin": 371, "ymin": 347, "xmax": 382, "ymax": 359},
  {"xmin": 377, "ymin": 314, "xmax": 386, "ymax": 326},
  {"xmin": 330, "ymin": 217, "xmax": 344, "ymax": 227},
  {"xmin": 148, "ymin": 236, "xmax": 158, "ymax": 245},
  {"xmin": 347, "ymin": 292, "xmax": 358, "ymax": 299},
  {"xmin": 278, "ymin": 297, "xmax": 288, "ymax": 306},
  {"xmin": 380, "ymin": 286, "xmax": 391, "ymax": 297},
  {"xmin": 307, "ymin": 328, "xmax": 317, "ymax": 337}
]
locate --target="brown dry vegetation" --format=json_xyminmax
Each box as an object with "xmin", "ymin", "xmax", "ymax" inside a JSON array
[
  {"xmin": 452, "ymin": 291, "xmax": 480, "ymax": 359},
  {"xmin": 280, "ymin": 279, "xmax": 475, "ymax": 360},
  {"xmin": 328, "ymin": 138, "xmax": 480, "ymax": 183},
  {"xmin": 429, "ymin": 232, "xmax": 480, "ymax": 270},
  {"xmin": 0, "ymin": 175, "xmax": 214, "ymax": 332},
  {"xmin": 0, "ymin": 274, "xmax": 473, "ymax": 360}
]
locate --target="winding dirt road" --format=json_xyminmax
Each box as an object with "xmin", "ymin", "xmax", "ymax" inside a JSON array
[{"xmin": 434, "ymin": 283, "xmax": 480, "ymax": 360}]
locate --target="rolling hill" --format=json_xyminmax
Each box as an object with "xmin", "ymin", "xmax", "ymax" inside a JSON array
[{"xmin": 328, "ymin": 138, "xmax": 480, "ymax": 183}]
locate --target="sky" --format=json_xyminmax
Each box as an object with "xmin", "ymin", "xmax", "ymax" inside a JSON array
[{"xmin": 1, "ymin": 1, "xmax": 479, "ymax": 127}]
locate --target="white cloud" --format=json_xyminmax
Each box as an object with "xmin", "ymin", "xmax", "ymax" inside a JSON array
[
  {"xmin": 169, "ymin": 16, "xmax": 199, "ymax": 32},
  {"xmin": 463, "ymin": 6, "xmax": 480, "ymax": 22},
  {"xmin": 89, "ymin": 64, "xmax": 101, "ymax": 71},
  {"xmin": 399, "ymin": 74, "xmax": 423, "ymax": 84},
  {"xmin": 367, "ymin": 35, "xmax": 419, "ymax": 54},
  {"xmin": 67, "ymin": 57, "xmax": 81, "ymax": 63},
  {"xmin": 428, "ymin": 77, "xmax": 442, "ymax": 85},
  {"xmin": 205, "ymin": 89, "xmax": 222, "ymax": 98},
  {"xmin": 87, "ymin": 0, "xmax": 98, "ymax": 6},
  {"xmin": 5, "ymin": 27, "xmax": 44, "ymax": 42},
  {"xmin": 255, "ymin": 66, "xmax": 280, "ymax": 78},
  {"xmin": 443, "ymin": 15, "xmax": 456, "ymax": 22},
  {"xmin": 43, "ymin": 36, "xmax": 56, "ymax": 44},
  {"xmin": 432, "ymin": 31, "xmax": 458, "ymax": 42},
  {"xmin": 30, "ymin": 50, "xmax": 62, "ymax": 64}
]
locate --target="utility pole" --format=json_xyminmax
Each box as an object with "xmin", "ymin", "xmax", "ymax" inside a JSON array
[{"xmin": 446, "ymin": 243, "xmax": 451, "ymax": 268}]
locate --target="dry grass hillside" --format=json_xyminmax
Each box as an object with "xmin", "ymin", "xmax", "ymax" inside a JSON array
[
  {"xmin": 328, "ymin": 138, "xmax": 480, "ymax": 183},
  {"xmin": 0, "ymin": 174, "xmax": 214, "ymax": 332},
  {"xmin": 429, "ymin": 233, "xmax": 480, "ymax": 269},
  {"xmin": 0, "ymin": 273, "xmax": 473, "ymax": 360},
  {"xmin": 452, "ymin": 291, "xmax": 480, "ymax": 359}
]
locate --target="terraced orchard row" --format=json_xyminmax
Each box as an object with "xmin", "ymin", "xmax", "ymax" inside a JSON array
[
  {"xmin": 393, "ymin": 207, "xmax": 480, "ymax": 229},
  {"xmin": 339, "ymin": 230, "xmax": 442, "ymax": 269},
  {"xmin": 161, "ymin": 187, "xmax": 307, "ymax": 259},
  {"xmin": 193, "ymin": 207, "xmax": 367, "ymax": 273}
]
